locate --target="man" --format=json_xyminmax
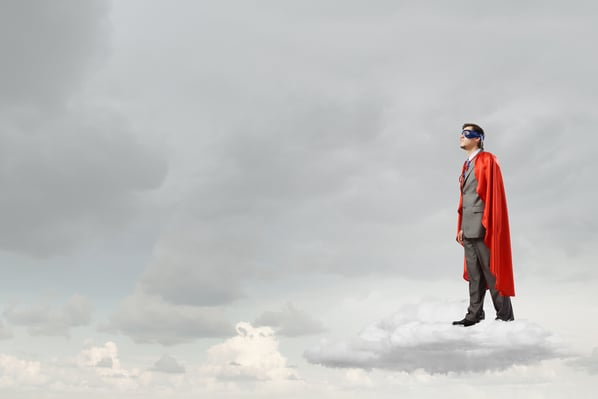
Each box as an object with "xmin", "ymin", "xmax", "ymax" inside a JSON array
[{"xmin": 453, "ymin": 123, "xmax": 515, "ymax": 327}]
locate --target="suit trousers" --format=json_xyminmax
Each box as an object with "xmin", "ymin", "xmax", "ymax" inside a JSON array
[{"xmin": 463, "ymin": 237, "xmax": 514, "ymax": 321}]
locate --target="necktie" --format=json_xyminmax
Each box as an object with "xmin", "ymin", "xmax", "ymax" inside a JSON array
[
  {"xmin": 460, "ymin": 159, "xmax": 471, "ymax": 189},
  {"xmin": 463, "ymin": 159, "xmax": 471, "ymax": 178}
]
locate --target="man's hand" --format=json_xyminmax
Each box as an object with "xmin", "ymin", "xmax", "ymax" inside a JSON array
[{"xmin": 456, "ymin": 230, "xmax": 464, "ymax": 246}]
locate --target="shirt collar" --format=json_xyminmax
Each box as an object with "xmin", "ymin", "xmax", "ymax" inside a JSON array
[{"xmin": 468, "ymin": 148, "xmax": 482, "ymax": 161}]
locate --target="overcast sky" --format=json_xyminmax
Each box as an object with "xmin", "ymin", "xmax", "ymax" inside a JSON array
[{"xmin": 1, "ymin": 1, "xmax": 597, "ymax": 398}]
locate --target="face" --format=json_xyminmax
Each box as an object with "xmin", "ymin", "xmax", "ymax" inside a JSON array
[{"xmin": 459, "ymin": 126, "xmax": 481, "ymax": 150}]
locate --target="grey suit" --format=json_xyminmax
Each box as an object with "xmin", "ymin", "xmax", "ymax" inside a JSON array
[
  {"xmin": 461, "ymin": 160, "xmax": 486, "ymax": 239},
  {"xmin": 461, "ymin": 156, "xmax": 514, "ymax": 322}
]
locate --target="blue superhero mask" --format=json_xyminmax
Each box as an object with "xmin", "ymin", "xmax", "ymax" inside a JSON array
[{"xmin": 462, "ymin": 129, "xmax": 484, "ymax": 140}]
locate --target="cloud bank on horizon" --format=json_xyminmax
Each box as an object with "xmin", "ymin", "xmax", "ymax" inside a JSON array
[
  {"xmin": 0, "ymin": 322, "xmax": 300, "ymax": 395},
  {"xmin": 305, "ymin": 300, "xmax": 567, "ymax": 373}
]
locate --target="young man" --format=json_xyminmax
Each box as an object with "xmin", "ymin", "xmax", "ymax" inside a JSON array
[{"xmin": 453, "ymin": 123, "xmax": 515, "ymax": 327}]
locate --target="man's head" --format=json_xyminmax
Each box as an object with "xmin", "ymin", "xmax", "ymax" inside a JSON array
[{"xmin": 460, "ymin": 123, "xmax": 484, "ymax": 150}]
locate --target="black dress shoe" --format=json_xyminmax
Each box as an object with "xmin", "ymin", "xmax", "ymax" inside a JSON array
[{"xmin": 452, "ymin": 318, "xmax": 478, "ymax": 327}]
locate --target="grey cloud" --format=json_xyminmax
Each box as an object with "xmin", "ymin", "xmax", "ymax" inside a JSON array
[
  {"xmin": 61, "ymin": 2, "xmax": 598, "ymax": 355},
  {"xmin": 304, "ymin": 300, "xmax": 567, "ymax": 373},
  {"xmin": 137, "ymin": 95, "xmax": 411, "ymax": 307},
  {"xmin": 253, "ymin": 0, "xmax": 597, "ymax": 19},
  {"xmin": 569, "ymin": 348, "xmax": 598, "ymax": 374},
  {"xmin": 151, "ymin": 354, "xmax": 186, "ymax": 374},
  {"xmin": 136, "ymin": 93, "xmax": 458, "ymax": 308},
  {"xmin": 139, "ymin": 231, "xmax": 247, "ymax": 306},
  {"xmin": 490, "ymin": 104, "xmax": 598, "ymax": 277},
  {"xmin": 0, "ymin": 112, "xmax": 167, "ymax": 256},
  {"xmin": 105, "ymin": 290, "xmax": 232, "ymax": 345},
  {"xmin": 0, "ymin": 319, "xmax": 13, "ymax": 340},
  {"xmin": 0, "ymin": 0, "xmax": 109, "ymax": 106},
  {"xmin": 254, "ymin": 302, "xmax": 325, "ymax": 337},
  {"xmin": 95, "ymin": 357, "xmax": 114, "ymax": 368},
  {"xmin": 3, "ymin": 294, "xmax": 93, "ymax": 337},
  {"xmin": 116, "ymin": 0, "xmax": 598, "ymax": 303},
  {"xmin": 0, "ymin": 0, "xmax": 167, "ymax": 257}
]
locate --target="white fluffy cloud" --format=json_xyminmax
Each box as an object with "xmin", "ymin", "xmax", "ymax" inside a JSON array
[
  {"xmin": 0, "ymin": 342, "xmax": 153, "ymax": 393},
  {"xmin": 199, "ymin": 322, "xmax": 299, "ymax": 383},
  {"xmin": 0, "ymin": 354, "xmax": 46, "ymax": 388},
  {"xmin": 0, "ymin": 323, "xmax": 592, "ymax": 398},
  {"xmin": 305, "ymin": 300, "xmax": 567, "ymax": 373},
  {"xmin": 254, "ymin": 302, "xmax": 325, "ymax": 337},
  {"xmin": 3, "ymin": 294, "xmax": 93, "ymax": 337},
  {"xmin": 0, "ymin": 325, "xmax": 302, "ymax": 396},
  {"xmin": 78, "ymin": 341, "xmax": 131, "ymax": 376},
  {"xmin": 69, "ymin": 341, "xmax": 146, "ymax": 392}
]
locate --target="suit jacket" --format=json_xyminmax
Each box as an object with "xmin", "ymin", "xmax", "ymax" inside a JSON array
[{"xmin": 460, "ymin": 156, "xmax": 486, "ymax": 238}]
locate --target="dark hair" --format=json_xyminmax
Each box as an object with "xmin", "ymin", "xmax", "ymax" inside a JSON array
[{"xmin": 462, "ymin": 122, "xmax": 484, "ymax": 149}]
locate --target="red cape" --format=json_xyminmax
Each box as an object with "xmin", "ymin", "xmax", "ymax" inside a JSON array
[{"xmin": 457, "ymin": 151, "xmax": 515, "ymax": 297}]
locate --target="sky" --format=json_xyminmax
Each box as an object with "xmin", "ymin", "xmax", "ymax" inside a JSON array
[{"xmin": 1, "ymin": 0, "xmax": 597, "ymax": 397}]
